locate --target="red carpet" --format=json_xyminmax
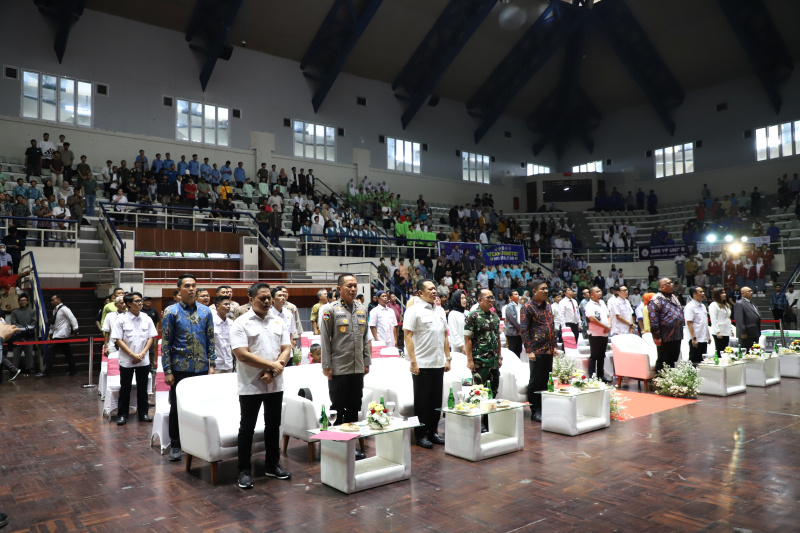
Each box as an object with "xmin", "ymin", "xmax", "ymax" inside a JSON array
[{"xmin": 614, "ymin": 391, "xmax": 697, "ymax": 420}]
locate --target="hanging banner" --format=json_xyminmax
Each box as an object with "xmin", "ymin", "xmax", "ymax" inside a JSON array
[
  {"xmin": 696, "ymin": 236, "xmax": 770, "ymax": 254},
  {"xmin": 437, "ymin": 241, "xmax": 482, "ymax": 261},
  {"xmin": 638, "ymin": 244, "xmax": 689, "ymax": 260},
  {"xmin": 482, "ymin": 244, "xmax": 527, "ymax": 265}
]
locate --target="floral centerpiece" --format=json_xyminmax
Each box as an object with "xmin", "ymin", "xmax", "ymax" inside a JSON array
[
  {"xmin": 366, "ymin": 401, "xmax": 391, "ymax": 430},
  {"xmin": 791, "ymin": 340, "xmax": 800, "ymax": 353},
  {"xmin": 467, "ymin": 385, "xmax": 490, "ymax": 405},
  {"xmin": 747, "ymin": 343, "xmax": 764, "ymax": 357},
  {"xmin": 723, "ymin": 347, "xmax": 737, "ymax": 358},
  {"xmin": 653, "ymin": 361, "xmax": 703, "ymax": 398},
  {"xmin": 552, "ymin": 355, "xmax": 577, "ymax": 384},
  {"xmin": 570, "ymin": 373, "xmax": 590, "ymax": 389}
]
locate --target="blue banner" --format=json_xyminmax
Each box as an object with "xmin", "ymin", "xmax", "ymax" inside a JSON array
[
  {"xmin": 482, "ymin": 244, "xmax": 526, "ymax": 265},
  {"xmin": 437, "ymin": 241, "xmax": 482, "ymax": 261}
]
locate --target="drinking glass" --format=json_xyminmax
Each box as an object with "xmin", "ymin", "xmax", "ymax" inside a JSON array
[
  {"xmin": 385, "ymin": 402, "xmax": 396, "ymax": 418},
  {"xmin": 328, "ymin": 410, "xmax": 338, "ymax": 427}
]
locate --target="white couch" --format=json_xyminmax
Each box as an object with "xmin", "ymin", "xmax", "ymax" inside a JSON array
[
  {"xmin": 611, "ymin": 334, "xmax": 657, "ymax": 391},
  {"xmin": 498, "ymin": 348, "xmax": 530, "ymax": 402},
  {"xmin": 176, "ymin": 372, "xmax": 274, "ymax": 484}
]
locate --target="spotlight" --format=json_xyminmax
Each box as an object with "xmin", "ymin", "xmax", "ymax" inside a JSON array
[
  {"xmin": 706, "ymin": 234, "xmax": 717, "ymax": 243},
  {"xmin": 741, "ymin": 236, "xmax": 748, "ymax": 242},
  {"xmin": 729, "ymin": 243, "xmax": 742, "ymax": 255},
  {"xmin": 724, "ymin": 234, "xmax": 734, "ymax": 242}
]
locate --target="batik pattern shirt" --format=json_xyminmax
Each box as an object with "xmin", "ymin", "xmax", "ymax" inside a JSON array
[
  {"xmin": 647, "ymin": 292, "xmax": 684, "ymax": 343},
  {"xmin": 161, "ymin": 300, "xmax": 215, "ymax": 375},
  {"xmin": 520, "ymin": 299, "xmax": 557, "ymax": 355}
]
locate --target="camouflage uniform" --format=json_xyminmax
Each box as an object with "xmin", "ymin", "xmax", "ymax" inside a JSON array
[{"xmin": 464, "ymin": 308, "xmax": 501, "ymax": 396}]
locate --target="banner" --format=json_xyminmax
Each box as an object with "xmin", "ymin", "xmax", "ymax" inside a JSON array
[
  {"xmin": 437, "ymin": 241, "xmax": 482, "ymax": 261},
  {"xmin": 696, "ymin": 236, "xmax": 770, "ymax": 254},
  {"xmin": 638, "ymin": 244, "xmax": 689, "ymax": 260},
  {"xmin": 482, "ymin": 244, "xmax": 526, "ymax": 265}
]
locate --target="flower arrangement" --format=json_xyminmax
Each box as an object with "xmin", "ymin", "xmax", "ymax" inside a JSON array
[
  {"xmin": 610, "ymin": 390, "xmax": 631, "ymax": 421},
  {"xmin": 366, "ymin": 401, "xmax": 391, "ymax": 429},
  {"xmin": 748, "ymin": 343, "xmax": 764, "ymax": 357},
  {"xmin": 723, "ymin": 347, "xmax": 736, "ymax": 357},
  {"xmin": 791, "ymin": 339, "xmax": 800, "ymax": 352},
  {"xmin": 570, "ymin": 373, "xmax": 589, "ymax": 389},
  {"xmin": 653, "ymin": 361, "xmax": 703, "ymax": 398},
  {"xmin": 552, "ymin": 355, "xmax": 578, "ymax": 384},
  {"xmin": 467, "ymin": 385, "xmax": 490, "ymax": 405}
]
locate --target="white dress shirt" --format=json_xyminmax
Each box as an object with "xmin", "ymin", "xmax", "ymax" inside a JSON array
[
  {"xmin": 52, "ymin": 303, "xmax": 79, "ymax": 339},
  {"xmin": 269, "ymin": 305, "xmax": 296, "ymax": 335},
  {"xmin": 585, "ymin": 299, "xmax": 610, "ymax": 337},
  {"xmin": 685, "ymin": 299, "xmax": 710, "ymax": 343},
  {"xmin": 110, "ymin": 311, "xmax": 158, "ymax": 368},
  {"xmin": 559, "ymin": 297, "xmax": 580, "ymax": 324},
  {"xmin": 708, "ymin": 301, "xmax": 732, "ymax": 337},
  {"xmin": 230, "ymin": 309, "xmax": 290, "ymax": 395},
  {"xmin": 609, "ymin": 297, "xmax": 633, "ymax": 336},
  {"xmin": 102, "ymin": 310, "xmax": 119, "ymax": 355},
  {"xmin": 447, "ymin": 310, "xmax": 465, "ymax": 350},
  {"xmin": 369, "ymin": 304, "xmax": 398, "ymax": 347},
  {"xmin": 403, "ymin": 300, "xmax": 448, "ymax": 368},
  {"xmin": 213, "ymin": 313, "xmax": 234, "ymax": 371}
]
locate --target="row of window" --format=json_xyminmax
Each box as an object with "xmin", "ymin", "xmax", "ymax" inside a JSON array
[
  {"xmin": 572, "ymin": 160, "xmax": 603, "ymax": 173},
  {"xmin": 22, "ymin": 71, "xmax": 92, "ymax": 127},
  {"xmin": 756, "ymin": 122, "xmax": 800, "ymax": 161}
]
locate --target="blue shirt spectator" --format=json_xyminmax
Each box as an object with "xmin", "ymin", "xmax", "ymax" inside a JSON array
[
  {"xmin": 26, "ymin": 186, "xmax": 42, "ymax": 201},
  {"xmin": 167, "ymin": 170, "xmax": 178, "ymax": 184},
  {"xmin": 766, "ymin": 222, "xmax": 780, "ymax": 242},
  {"xmin": 200, "ymin": 162, "xmax": 212, "ymax": 179},
  {"xmin": 161, "ymin": 300, "xmax": 215, "ymax": 375},
  {"xmin": 234, "ymin": 166, "xmax": 246, "ymax": 185},
  {"xmin": 177, "ymin": 159, "xmax": 188, "ymax": 176},
  {"xmin": 135, "ymin": 153, "xmax": 148, "ymax": 170},
  {"xmin": 12, "ymin": 183, "xmax": 26, "ymax": 200},
  {"xmin": 220, "ymin": 164, "xmax": 232, "ymax": 182},
  {"xmin": 210, "ymin": 167, "xmax": 220, "ymax": 184},
  {"xmin": 187, "ymin": 158, "xmax": 200, "ymax": 177},
  {"xmin": 163, "ymin": 157, "xmax": 175, "ymax": 169},
  {"xmin": 151, "ymin": 157, "xmax": 164, "ymax": 174}
]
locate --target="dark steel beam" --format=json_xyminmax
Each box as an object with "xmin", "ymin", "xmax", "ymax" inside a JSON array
[
  {"xmin": 300, "ymin": 0, "xmax": 385, "ymax": 112},
  {"xmin": 34, "ymin": 0, "xmax": 86, "ymax": 64},
  {"xmin": 185, "ymin": 0, "xmax": 244, "ymax": 91},
  {"xmin": 392, "ymin": 0, "xmax": 498, "ymax": 129},
  {"xmin": 717, "ymin": 0, "xmax": 793, "ymax": 114}
]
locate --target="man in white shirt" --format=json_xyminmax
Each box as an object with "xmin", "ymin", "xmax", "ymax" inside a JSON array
[
  {"xmin": 230, "ymin": 282, "xmax": 292, "ymax": 488},
  {"xmin": 386, "ymin": 257, "xmax": 398, "ymax": 281},
  {"xmin": 584, "ymin": 286, "xmax": 610, "ymax": 382},
  {"xmin": 404, "ymin": 280, "xmax": 450, "ymax": 449},
  {"xmin": 558, "ymin": 286, "xmax": 581, "ymax": 341},
  {"xmin": 476, "ymin": 267, "xmax": 489, "ymax": 289},
  {"xmin": 685, "ymin": 286, "xmax": 710, "ymax": 366},
  {"xmin": 40, "ymin": 132, "xmax": 56, "ymax": 170},
  {"xmin": 628, "ymin": 287, "xmax": 642, "ymax": 308},
  {"xmin": 212, "ymin": 295, "xmax": 234, "ymax": 372},
  {"xmin": 39, "ymin": 293, "xmax": 79, "ymax": 377},
  {"xmin": 609, "ymin": 286, "xmax": 635, "ymax": 336},
  {"xmin": 443, "ymin": 271, "xmax": 453, "ymax": 287},
  {"xmin": 267, "ymin": 193, "xmax": 283, "ymax": 212},
  {"xmin": 269, "ymin": 287, "xmax": 297, "ymax": 345},
  {"xmin": 102, "ymin": 296, "xmax": 126, "ymax": 359},
  {"xmin": 110, "ymin": 292, "xmax": 158, "ymax": 425},
  {"xmin": 369, "ymin": 291, "xmax": 398, "ymax": 347}
]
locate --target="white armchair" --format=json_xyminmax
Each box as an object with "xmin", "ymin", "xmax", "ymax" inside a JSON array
[
  {"xmin": 611, "ymin": 334, "xmax": 657, "ymax": 391},
  {"xmin": 498, "ymin": 348, "xmax": 530, "ymax": 402},
  {"xmin": 442, "ymin": 352, "xmax": 472, "ymax": 408},
  {"xmin": 363, "ymin": 358, "xmax": 415, "ymax": 417}
]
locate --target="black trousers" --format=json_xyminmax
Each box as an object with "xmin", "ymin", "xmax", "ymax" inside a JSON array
[
  {"xmin": 506, "ymin": 335, "xmax": 522, "ymax": 358},
  {"xmin": 238, "ymin": 391, "xmax": 283, "ymax": 472},
  {"xmin": 527, "ymin": 353, "xmax": 554, "ymax": 411},
  {"xmin": 588, "ymin": 335, "xmax": 608, "ymax": 380},
  {"xmin": 44, "ymin": 340, "xmax": 75, "ymax": 374},
  {"xmin": 328, "ymin": 373, "xmax": 364, "ymax": 424},
  {"xmin": 739, "ymin": 327, "xmax": 760, "ymax": 351},
  {"xmin": 118, "ymin": 365, "xmax": 150, "ymax": 418},
  {"xmin": 565, "ymin": 322, "xmax": 580, "ymax": 343},
  {"xmin": 688, "ymin": 341, "xmax": 708, "ymax": 366},
  {"xmin": 655, "ymin": 340, "xmax": 682, "ymax": 372},
  {"xmin": 168, "ymin": 370, "xmax": 204, "ymax": 448},
  {"xmin": 412, "ymin": 367, "xmax": 444, "ymax": 440},
  {"xmin": 712, "ymin": 335, "xmax": 729, "ymax": 353}
]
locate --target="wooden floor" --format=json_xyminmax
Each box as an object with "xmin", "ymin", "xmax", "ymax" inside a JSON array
[{"xmin": 2, "ymin": 373, "xmax": 800, "ymax": 533}]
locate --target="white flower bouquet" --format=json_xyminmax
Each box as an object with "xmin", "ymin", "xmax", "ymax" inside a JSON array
[
  {"xmin": 653, "ymin": 361, "xmax": 702, "ymax": 398},
  {"xmin": 366, "ymin": 401, "xmax": 391, "ymax": 430}
]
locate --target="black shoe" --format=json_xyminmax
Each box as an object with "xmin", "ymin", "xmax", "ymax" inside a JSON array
[
  {"xmin": 116, "ymin": 415, "xmax": 127, "ymax": 426},
  {"xmin": 416, "ymin": 437, "xmax": 434, "ymax": 449},
  {"xmin": 9, "ymin": 369, "xmax": 21, "ymax": 381},
  {"xmin": 169, "ymin": 446, "xmax": 182, "ymax": 462},
  {"xmin": 429, "ymin": 434, "xmax": 445, "ymax": 445},
  {"xmin": 265, "ymin": 464, "xmax": 291, "ymax": 480},
  {"xmin": 35, "ymin": 372, "xmax": 49, "ymax": 378},
  {"xmin": 238, "ymin": 471, "xmax": 253, "ymax": 489},
  {"xmin": 138, "ymin": 415, "xmax": 153, "ymax": 422},
  {"xmin": 480, "ymin": 425, "xmax": 489, "ymax": 433},
  {"xmin": 355, "ymin": 449, "xmax": 367, "ymax": 461},
  {"xmin": 0, "ymin": 512, "xmax": 8, "ymax": 528},
  {"xmin": 532, "ymin": 410, "xmax": 542, "ymax": 423}
]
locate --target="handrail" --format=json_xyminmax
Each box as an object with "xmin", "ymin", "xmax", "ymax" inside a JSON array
[
  {"xmin": 338, "ymin": 260, "xmax": 408, "ymax": 308},
  {"xmin": 313, "ymin": 177, "xmax": 340, "ymax": 198},
  {"xmin": 248, "ymin": 225, "xmax": 285, "ymax": 270},
  {"xmin": 0, "ymin": 215, "xmax": 79, "ymax": 247},
  {"xmin": 98, "ymin": 202, "xmax": 126, "ymax": 266},
  {"xmin": 98, "ymin": 267, "xmax": 339, "ymax": 284},
  {"xmin": 20, "ymin": 251, "xmax": 48, "ymax": 341}
]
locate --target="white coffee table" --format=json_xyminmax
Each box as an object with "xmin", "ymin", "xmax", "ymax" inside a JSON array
[
  {"xmin": 538, "ymin": 388, "xmax": 610, "ymax": 436},
  {"xmin": 437, "ymin": 402, "xmax": 525, "ymax": 462},
  {"xmin": 778, "ymin": 352, "xmax": 800, "ymax": 378},
  {"xmin": 697, "ymin": 360, "xmax": 746, "ymax": 396},
  {"xmin": 309, "ymin": 419, "xmax": 420, "ymax": 494},
  {"xmin": 744, "ymin": 356, "xmax": 781, "ymax": 387}
]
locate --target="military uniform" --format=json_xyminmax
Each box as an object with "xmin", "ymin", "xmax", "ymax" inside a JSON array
[
  {"xmin": 464, "ymin": 308, "xmax": 501, "ymax": 396},
  {"xmin": 319, "ymin": 299, "xmax": 371, "ymax": 423}
]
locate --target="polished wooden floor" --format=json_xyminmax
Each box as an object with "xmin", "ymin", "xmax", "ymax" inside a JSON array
[{"xmin": 2, "ymin": 372, "xmax": 800, "ymax": 533}]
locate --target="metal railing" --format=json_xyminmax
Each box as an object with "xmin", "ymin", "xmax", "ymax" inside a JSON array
[
  {"xmin": 534, "ymin": 245, "xmax": 639, "ymax": 264},
  {"xmin": 0, "ymin": 215, "xmax": 79, "ymax": 247},
  {"xmin": 296, "ymin": 233, "xmax": 437, "ymax": 258},
  {"xmin": 20, "ymin": 251, "xmax": 48, "ymax": 341},
  {"xmin": 98, "ymin": 202, "xmax": 125, "ymax": 266},
  {"xmin": 99, "ymin": 268, "xmax": 351, "ymax": 284},
  {"xmin": 339, "ymin": 260, "xmax": 409, "ymax": 309}
]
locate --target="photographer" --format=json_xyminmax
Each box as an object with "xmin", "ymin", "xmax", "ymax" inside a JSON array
[{"xmin": 9, "ymin": 294, "xmax": 38, "ymax": 374}]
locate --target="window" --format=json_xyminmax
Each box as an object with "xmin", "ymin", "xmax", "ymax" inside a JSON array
[
  {"xmin": 572, "ymin": 160, "xmax": 603, "ymax": 173},
  {"xmin": 21, "ymin": 70, "xmax": 93, "ymax": 127},
  {"xmin": 293, "ymin": 120, "xmax": 335, "ymax": 161},
  {"xmin": 387, "ymin": 138, "xmax": 420, "ymax": 173},
  {"xmin": 526, "ymin": 163, "xmax": 550, "ymax": 175},
  {"xmin": 462, "ymin": 151, "xmax": 490, "ymax": 184},
  {"xmin": 654, "ymin": 142, "xmax": 694, "ymax": 178},
  {"xmin": 755, "ymin": 122, "xmax": 800, "ymax": 161},
  {"xmin": 176, "ymin": 99, "xmax": 229, "ymax": 146}
]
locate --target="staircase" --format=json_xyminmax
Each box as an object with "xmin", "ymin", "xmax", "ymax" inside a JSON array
[
  {"xmin": 40, "ymin": 287, "xmax": 105, "ymax": 376},
  {"xmin": 78, "ymin": 220, "xmax": 113, "ymax": 284}
]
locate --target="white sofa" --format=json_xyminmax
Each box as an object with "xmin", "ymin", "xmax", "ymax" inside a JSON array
[
  {"xmin": 611, "ymin": 334, "xmax": 657, "ymax": 391},
  {"xmin": 498, "ymin": 348, "xmax": 530, "ymax": 402},
  {"xmin": 176, "ymin": 372, "xmax": 275, "ymax": 484},
  {"xmin": 364, "ymin": 358, "xmax": 415, "ymax": 417}
]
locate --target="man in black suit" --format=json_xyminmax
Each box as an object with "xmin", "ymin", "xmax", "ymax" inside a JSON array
[{"xmin": 734, "ymin": 286, "xmax": 761, "ymax": 351}]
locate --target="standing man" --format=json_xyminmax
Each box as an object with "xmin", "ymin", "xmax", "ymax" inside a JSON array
[
  {"xmin": 269, "ymin": 288, "xmax": 296, "ymax": 348},
  {"xmin": 212, "ymin": 295, "xmax": 234, "ymax": 373},
  {"xmin": 464, "ymin": 289, "xmax": 502, "ymax": 432},
  {"xmin": 609, "ymin": 286, "xmax": 635, "ymax": 336},
  {"xmin": 584, "ymin": 287, "xmax": 610, "ymax": 381},
  {"xmin": 277, "ymin": 285, "xmax": 303, "ymax": 348},
  {"xmin": 648, "ymin": 278, "xmax": 685, "ymax": 371},
  {"xmin": 684, "ymin": 287, "xmax": 710, "ymax": 366},
  {"xmin": 734, "ymin": 286, "xmax": 761, "ymax": 351},
  {"xmin": 770, "ymin": 284, "xmax": 788, "ymax": 326},
  {"xmin": 161, "ymin": 274, "xmax": 215, "ymax": 462},
  {"xmin": 502, "ymin": 290, "xmax": 522, "ymax": 358},
  {"xmin": 559, "ymin": 286, "xmax": 581, "ymax": 342},
  {"xmin": 9, "ymin": 294, "xmax": 38, "ymax": 374},
  {"xmin": 141, "ymin": 296, "xmax": 161, "ymax": 398},
  {"xmin": 231, "ymin": 283, "xmax": 292, "ymax": 488},
  {"xmin": 369, "ymin": 291, "xmax": 398, "ymax": 348},
  {"xmin": 110, "ymin": 292, "xmax": 158, "ymax": 425},
  {"xmin": 521, "ymin": 281, "xmax": 557, "ymax": 423},
  {"xmin": 38, "ymin": 293, "xmax": 79, "ymax": 377},
  {"xmin": 319, "ymin": 274, "xmax": 370, "ymax": 460},
  {"xmin": 310, "ymin": 289, "xmax": 327, "ymax": 335},
  {"xmin": 404, "ymin": 280, "xmax": 450, "ymax": 448}
]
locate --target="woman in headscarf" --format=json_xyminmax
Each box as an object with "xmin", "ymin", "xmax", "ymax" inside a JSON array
[
  {"xmin": 447, "ymin": 290, "xmax": 467, "ymax": 353},
  {"xmin": 755, "ymin": 257, "xmax": 767, "ymax": 296}
]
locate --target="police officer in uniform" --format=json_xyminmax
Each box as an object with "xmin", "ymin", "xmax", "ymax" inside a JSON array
[
  {"xmin": 464, "ymin": 288, "xmax": 502, "ymax": 432},
  {"xmin": 320, "ymin": 273, "xmax": 370, "ymax": 460}
]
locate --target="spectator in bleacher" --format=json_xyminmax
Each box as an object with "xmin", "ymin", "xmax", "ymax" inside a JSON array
[
  {"xmin": 199, "ymin": 158, "xmax": 212, "ymax": 181},
  {"xmin": 59, "ymin": 143, "xmax": 75, "ymax": 182},
  {"xmin": 10, "ymin": 193, "xmax": 29, "ymax": 229},
  {"xmin": 44, "ymin": 151, "xmax": 64, "ymax": 186},
  {"xmin": 233, "ymin": 162, "xmax": 246, "ymax": 189},
  {"xmin": 186, "ymin": 154, "xmax": 200, "ymax": 181},
  {"xmin": 766, "ymin": 220, "xmax": 780, "ymax": 244},
  {"xmin": 75, "ymin": 155, "xmax": 91, "ymax": 189},
  {"xmin": 111, "ymin": 188, "xmax": 128, "ymax": 222},
  {"xmin": 176, "ymin": 155, "xmax": 188, "ymax": 176},
  {"xmin": 646, "ymin": 190, "xmax": 658, "ymax": 214},
  {"xmin": 24, "ymin": 139, "xmax": 43, "ymax": 179},
  {"xmin": 183, "ymin": 178, "xmax": 197, "ymax": 207},
  {"xmin": 67, "ymin": 187, "xmax": 86, "ymax": 226},
  {"xmin": 749, "ymin": 186, "xmax": 762, "ymax": 217},
  {"xmin": 134, "ymin": 149, "xmax": 148, "ymax": 172},
  {"xmin": 625, "ymin": 191, "xmax": 635, "ymax": 212},
  {"xmin": 39, "ymin": 132, "xmax": 55, "ymax": 171}
]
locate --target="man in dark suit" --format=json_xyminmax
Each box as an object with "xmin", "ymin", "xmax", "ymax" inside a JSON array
[{"xmin": 734, "ymin": 286, "xmax": 761, "ymax": 351}]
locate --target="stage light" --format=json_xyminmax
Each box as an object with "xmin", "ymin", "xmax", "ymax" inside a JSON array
[
  {"xmin": 741, "ymin": 236, "xmax": 748, "ymax": 242},
  {"xmin": 724, "ymin": 234, "xmax": 734, "ymax": 242},
  {"xmin": 729, "ymin": 243, "xmax": 742, "ymax": 255},
  {"xmin": 706, "ymin": 234, "xmax": 717, "ymax": 243}
]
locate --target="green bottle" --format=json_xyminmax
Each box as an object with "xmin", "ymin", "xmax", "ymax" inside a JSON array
[
  {"xmin": 547, "ymin": 372, "xmax": 554, "ymax": 392},
  {"xmin": 714, "ymin": 350, "xmax": 719, "ymax": 365},
  {"xmin": 738, "ymin": 347, "xmax": 743, "ymax": 359},
  {"xmin": 320, "ymin": 405, "xmax": 328, "ymax": 431},
  {"xmin": 380, "ymin": 395, "xmax": 385, "ymax": 407},
  {"xmin": 487, "ymin": 388, "xmax": 493, "ymax": 400},
  {"xmin": 447, "ymin": 387, "xmax": 455, "ymax": 409}
]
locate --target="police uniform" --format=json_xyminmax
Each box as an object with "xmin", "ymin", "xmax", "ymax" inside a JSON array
[
  {"xmin": 319, "ymin": 299, "xmax": 371, "ymax": 423},
  {"xmin": 464, "ymin": 308, "xmax": 501, "ymax": 396}
]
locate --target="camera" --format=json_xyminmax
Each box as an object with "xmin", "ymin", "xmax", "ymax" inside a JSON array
[{"xmin": 10, "ymin": 324, "xmax": 36, "ymax": 341}]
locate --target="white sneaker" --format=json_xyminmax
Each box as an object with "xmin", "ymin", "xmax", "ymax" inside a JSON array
[{"xmin": 9, "ymin": 368, "xmax": 20, "ymax": 381}]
